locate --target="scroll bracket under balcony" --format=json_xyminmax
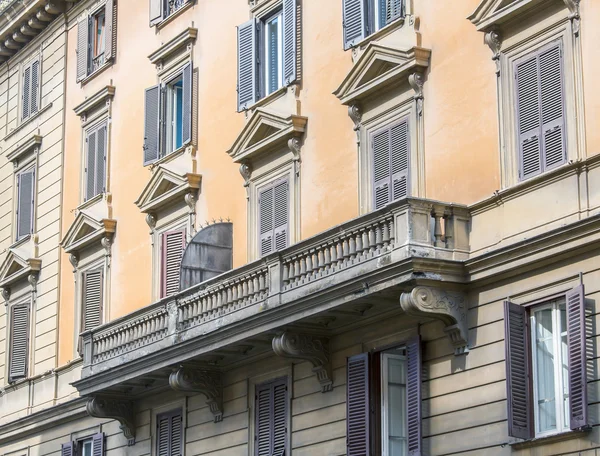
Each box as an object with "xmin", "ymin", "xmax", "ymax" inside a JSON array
[
  {"xmin": 272, "ymin": 332, "xmax": 333, "ymax": 393},
  {"xmin": 86, "ymin": 396, "xmax": 136, "ymax": 446},
  {"xmin": 169, "ymin": 368, "xmax": 223, "ymax": 422},
  {"xmin": 400, "ymin": 286, "xmax": 468, "ymax": 355}
]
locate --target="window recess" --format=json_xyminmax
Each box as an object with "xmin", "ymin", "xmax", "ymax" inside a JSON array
[
  {"xmin": 76, "ymin": 0, "xmax": 116, "ymax": 82},
  {"xmin": 343, "ymin": 0, "xmax": 405, "ymax": 50}
]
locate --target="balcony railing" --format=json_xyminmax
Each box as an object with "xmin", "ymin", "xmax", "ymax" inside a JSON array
[{"xmin": 80, "ymin": 198, "xmax": 470, "ymax": 379}]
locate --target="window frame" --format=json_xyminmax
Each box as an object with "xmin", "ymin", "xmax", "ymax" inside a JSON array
[
  {"xmin": 257, "ymin": 175, "xmax": 290, "ymax": 257},
  {"xmin": 151, "ymin": 402, "xmax": 186, "ymax": 456},
  {"xmin": 260, "ymin": 7, "xmax": 284, "ymax": 97},
  {"xmin": 164, "ymin": 72, "xmax": 185, "ymax": 156},
  {"xmin": 90, "ymin": 7, "xmax": 106, "ymax": 69},
  {"xmin": 77, "ymin": 0, "xmax": 115, "ymax": 83},
  {"xmin": 380, "ymin": 350, "xmax": 408, "ymax": 456}
]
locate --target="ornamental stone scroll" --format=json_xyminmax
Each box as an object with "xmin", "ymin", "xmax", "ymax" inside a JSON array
[
  {"xmin": 169, "ymin": 367, "xmax": 223, "ymax": 422},
  {"xmin": 86, "ymin": 396, "xmax": 136, "ymax": 445}
]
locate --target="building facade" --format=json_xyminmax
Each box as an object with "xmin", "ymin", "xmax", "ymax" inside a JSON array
[{"xmin": 1, "ymin": 0, "xmax": 600, "ymax": 455}]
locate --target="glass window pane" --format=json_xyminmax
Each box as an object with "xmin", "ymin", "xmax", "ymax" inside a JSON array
[
  {"xmin": 534, "ymin": 308, "xmax": 557, "ymax": 433},
  {"xmin": 266, "ymin": 15, "xmax": 280, "ymax": 95},
  {"xmin": 385, "ymin": 355, "xmax": 407, "ymax": 456},
  {"xmin": 559, "ymin": 303, "xmax": 570, "ymax": 427},
  {"xmin": 175, "ymin": 81, "xmax": 183, "ymax": 149},
  {"xmin": 81, "ymin": 440, "xmax": 93, "ymax": 456}
]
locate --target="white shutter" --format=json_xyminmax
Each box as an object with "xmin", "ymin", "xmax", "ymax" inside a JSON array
[
  {"xmin": 149, "ymin": 0, "xmax": 163, "ymax": 26},
  {"xmin": 282, "ymin": 0, "xmax": 297, "ymax": 85},
  {"xmin": 76, "ymin": 15, "xmax": 89, "ymax": 81},
  {"xmin": 258, "ymin": 186, "xmax": 274, "ymax": 256}
]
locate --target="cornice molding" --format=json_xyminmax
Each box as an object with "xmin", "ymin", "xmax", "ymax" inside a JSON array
[
  {"xmin": 0, "ymin": 245, "xmax": 41, "ymax": 289},
  {"xmin": 169, "ymin": 367, "xmax": 223, "ymax": 422},
  {"xmin": 135, "ymin": 165, "xmax": 202, "ymax": 214},
  {"xmin": 74, "ymin": 85, "xmax": 115, "ymax": 118},
  {"xmin": 6, "ymin": 134, "xmax": 42, "ymax": 163},
  {"xmin": 61, "ymin": 210, "xmax": 117, "ymax": 255},
  {"xmin": 86, "ymin": 396, "xmax": 136, "ymax": 445},
  {"xmin": 148, "ymin": 27, "xmax": 197, "ymax": 65}
]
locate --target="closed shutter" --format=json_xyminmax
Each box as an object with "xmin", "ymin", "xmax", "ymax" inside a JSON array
[
  {"xmin": 149, "ymin": 0, "xmax": 163, "ymax": 25},
  {"xmin": 9, "ymin": 304, "xmax": 29, "ymax": 382},
  {"xmin": 104, "ymin": 0, "xmax": 115, "ymax": 61},
  {"xmin": 85, "ymin": 128, "xmax": 97, "ymax": 201},
  {"xmin": 255, "ymin": 377, "xmax": 288, "ymax": 456},
  {"xmin": 539, "ymin": 44, "xmax": 565, "ymax": 170},
  {"xmin": 92, "ymin": 433, "xmax": 105, "ymax": 456},
  {"xmin": 566, "ymin": 284, "xmax": 588, "ymax": 430},
  {"xmin": 343, "ymin": 0, "xmax": 366, "ymax": 50},
  {"xmin": 390, "ymin": 119, "xmax": 409, "ymax": 201},
  {"xmin": 16, "ymin": 167, "xmax": 35, "ymax": 240},
  {"xmin": 258, "ymin": 178, "xmax": 289, "ymax": 257},
  {"xmin": 347, "ymin": 353, "xmax": 370, "ymax": 456},
  {"xmin": 386, "ymin": 0, "xmax": 404, "ymax": 24},
  {"xmin": 22, "ymin": 64, "xmax": 31, "ymax": 120},
  {"xmin": 181, "ymin": 62, "xmax": 192, "ymax": 146},
  {"xmin": 282, "ymin": 0, "xmax": 297, "ymax": 85},
  {"xmin": 161, "ymin": 229, "xmax": 186, "ymax": 298},
  {"xmin": 82, "ymin": 268, "xmax": 104, "ymax": 331},
  {"xmin": 372, "ymin": 128, "xmax": 390, "ymax": 209},
  {"xmin": 406, "ymin": 336, "xmax": 422, "ymax": 456},
  {"xmin": 30, "ymin": 59, "xmax": 39, "ymax": 115},
  {"xmin": 504, "ymin": 300, "xmax": 532, "ymax": 439},
  {"xmin": 237, "ymin": 19, "xmax": 257, "ymax": 111},
  {"xmin": 96, "ymin": 124, "xmax": 107, "ymax": 196},
  {"xmin": 144, "ymin": 84, "xmax": 162, "ymax": 165},
  {"xmin": 76, "ymin": 15, "xmax": 89, "ymax": 81},
  {"xmin": 156, "ymin": 409, "xmax": 183, "ymax": 456},
  {"xmin": 259, "ymin": 186, "xmax": 274, "ymax": 256},
  {"xmin": 61, "ymin": 442, "xmax": 75, "ymax": 456}
]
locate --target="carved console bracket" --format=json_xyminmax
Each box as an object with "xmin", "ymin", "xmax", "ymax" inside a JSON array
[
  {"xmin": 272, "ymin": 332, "xmax": 333, "ymax": 393},
  {"xmin": 484, "ymin": 28, "xmax": 502, "ymax": 75},
  {"xmin": 169, "ymin": 367, "xmax": 223, "ymax": 422},
  {"xmin": 564, "ymin": 0, "xmax": 581, "ymax": 36},
  {"xmin": 86, "ymin": 396, "xmax": 136, "ymax": 445},
  {"xmin": 408, "ymin": 73, "xmax": 425, "ymax": 116},
  {"xmin": 400, "ymin": 286, "xmax": 468, "ymax": 355}
]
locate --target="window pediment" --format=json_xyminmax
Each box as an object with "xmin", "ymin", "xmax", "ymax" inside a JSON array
[
  {"xmin": 61, "ymin": 211, "xmax": 117, "ymax": 255},
  {"xmin": 148, "ymin": 27, "xmax": 198, "ymax": 67},
  {"xmin": 468, "ymin": 0, "xmax": 571, "ymax": 31},
  {"xmin": 227, "ymin": 108, "xmax": 308, "ymax": 164},
  {"xmin": 333, "ymin": 43, "xmax": 430, "ymax": 106},
  {"xmin": 135, "ymin": 165, "xmax": 202, "ymax": 214},
  {"xmin": 6, "ymin": 134, "xmax": 42, "ymax": 164},
  {"xmin": 0, "ymin": 244, "xmax": 41, "ymax": 288}
]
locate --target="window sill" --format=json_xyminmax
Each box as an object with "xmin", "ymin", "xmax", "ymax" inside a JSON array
[
  {"xmin": 241, "ymin": 85, "xmax": 289, "ymax": 113},
  {"xmin": 508, "ymin": 427, "xmax": 592, "ymax": 449},
  {"xmin": 80, "ymin": 59, "xmax": 114, "ymax": 87},
  {"xmin": 4, "ymin": 103, "xmax": 53, "ymax": 142},
  {"xmin": 351, "ymin": 17, "xmax": 406, "ymax": 51},
  {"xmin": 156, "ymin": 2, "xmax": 194, "ymax": 31},
  {"xmin": 147, "ymin": 143, "xmax": 194, "ymax": 169},
  {"xmin": 10, "ymin": 234, "xmax": 32, "ymax": 251},
  {"xmin": 77, "ymin": 193, "xmax": 106, "ymax": 212}
]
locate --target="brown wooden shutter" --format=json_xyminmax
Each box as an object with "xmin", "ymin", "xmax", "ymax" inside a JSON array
[
  {"xmin": 30, "ymin": 59, "xmax": 40, "ymax": 115},
  {"xmin": 255, "ymin": 377, "xmax": 289, "ymax": 456},
  {"xmin": 258, "ymin": 186, "xmax": 274, "ymax": 256},
  {"xmin": 156, "ymin": 409, "xmax": 182, "ymax": 456},
  {"xmin": 566, "ymin": 284, "xmax": 588, "ymax": 430},
  {"xmin": 76, "ymin": 15, "xmax": 89, "ymax": 81},
  {"xmin": 406, "ymin": 336, "xmax": 422, "ymax": 456},
  {"xmin": 9, "ymin": 304, "xmax": 29, "ymax": 382},
  {"xmin": 22, "ymin": 63, "xmax": 31, "ymax": 120},
  {"xmin": 144, "ymin": 84, "xmax": 162, "ymax": 165},
  {"xmin": 92, "ymin": 433, "xmax": 104, "ymax": 456},
  {"xmin": 504, "ymin": 300, "xmax": 532, "ymax": 439},
  {"xmin": 82, "ymin": 268, "xmax": 104, "ymax": 331},
  {"xmin": 16, "ymin": 167, "xmax": 35, "ymax": 240},
  {"xmin": 273, "ymin": 179, "xmax": 289, "ymax": 252},
  {"xmin": 182, "ymin": 62, "xmax": 192, "ymax": 146},
  {"xmin": 61, "ymin": 442, "xmax": 75, "ymax": 456},
  {"xmin": 85, "ymin": 128, "xmax": 97, "ymax": 201},
  {"xmin": 343, "ymin": 0, "xmax": 366, "ymax": 50},
  {"xmin": 237, "ymin": 19, "xmax": 257, "ymax": 111},
  {"xmin": 372, "ymin": 128, "xmax": 391, "ymax": 209},
  {"xmin": 161, "ymin": 229, "xmax": 186, "ymax": 298},
  {"xmin": 347, "ymin": 353, "xmax": 370, "ymax": 456},
  {"xmin": 283, "ymin": 0, "xmax": 297, "ymax": 85},
  {"xmin": 149, "ymin": 0, "xmax": 163, "ymax": 26},
  {"xmin": 390, "ymin": 119, "xmax": 409, "ymax": 202}
]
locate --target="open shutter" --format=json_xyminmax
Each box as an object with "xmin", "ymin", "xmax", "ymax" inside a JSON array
[
  {"xmin": 566, "ymin": 284, "xmax": 588, "ymax": 430},
  {"xmin": 31, "ymin": 59, "xmax": 39, "ymax": 115},
  {"xmin": 17, "ymin": 168, "xmax": 34, "ymax": 240},
  {"xmin": 386, "ymin": 0, "xmax": 404, "ymax": 24},
  {"xmin": 273, "ymin": 179, "xmax": 289, "ymax": 252},
  {"xmin": 283, "ymin": 0, "xmax": 297, "ymax": 85},
  {"xmin": 347, "ymin": 353, "xmax": 370, "ymax": 456},
  {"xmin": 157, "ymin": 410, "xmax": 182, "ymax": 456},
  {"xmin": 143, "ymin": 84, "xmax": 161, "ymax": 165},
  {"xmin": 22, "ymin": 64, "xmax": 31, "ymax": 120},
  {"xmin": 237, "ymin": 19, "xmax": 257, "ymax": 111},
  {"xmin": 516, "ymin": 54, "xmax": 542, "ymax": 180},
  {"xmin": 255, "ymin": 377, "xmax": 288, "ymax": 456},
  {"xmin": 86, "ymin": 129, "xmax": 97, "ymax": 201},
  {"xmin": 161, "ymin": 229, "xmax": 186, "ymax": 298},
  {"xmin": 504, "ymin": 300, "xmax": 532, "ymax": 439},
  {"xmin": 96, "ymin": 124, "xmax": 107, "ymax": 196},
  {"xmin": 61, "ymin": 442, "xmax": 75, "ymax": 456},
  {"xmin": 343, "ymin": 0, "xmax": 366, "ymax": 50},
  {"xmin": 92, "ymin": 433, "xmax": 105, "ymax": 456},
  {"xmin": 390, "ymin": 119, "xmax": 409, "ymax": 201},
  {"xmin": 9, "ymin": 304, "xmax": 29, "ymax": 382},
  {"xmin": 105, "ymin": 0, "xmax": 115, "ymax": 61},
  {"xmin": 76, "ymin": 15, "xmax": 89, "ymax": 81},
  {"xmin": 258, "ymin": 186, "xmax": 274, "ymax": 256},
  {"xmin": 539, "ymin": 43, "xmax": 566, "ymax": 170},
  {"xmin": 406, "ymin": 336, "xmax": 422, "ymax": 456},
  {"xmin": 182, "ymin": 62, "xmax": 193, "ymax": 146},
  {"xmin": 82, "ymin": 269, "xmax": 104, "ymax": 331},
  {"xmin": 372, "ymin": 128, "xmax": 391, "ymax": 209},
  {"xmin": 149, "ymin": 0, "xmax": 163, "ymax": 26}
]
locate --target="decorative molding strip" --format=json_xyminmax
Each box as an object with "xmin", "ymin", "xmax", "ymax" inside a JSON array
[
  {"xmin": 148, "ymin": 27, "xmax": 198, "ymax": 65},
  {"xmin": 400, "ymin": 286, "xmax": 468, "ymax": 355},
  {"xmin": 6, "ymin": 134, "xmax": 42, "ymax": 163},
  {"xmin": 86, "ymin": 396, "xmax": 135, "ymax": 445},
  {"xmin": 169, "ymin": 367, "xmax": 223, "ymax": 422},
  {"xmin": 74, "ymin": 85, "xmax": 115, "ymax": 118},
  {"xmin": 272, "ymin": 332, "xmax": 333, "ymax": 393}
]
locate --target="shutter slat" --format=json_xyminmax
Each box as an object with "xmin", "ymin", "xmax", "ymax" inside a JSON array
[
  {"xmin": 61, "ymin": 442, "xmax": 75, "ymax": 456},
  {"xmin": 406, "ymin": 336, "xmax": 422, "ymax": 456},
  {"xmin": 17, "ymin": 168, "xmax": 34, "ymax": 240},
  {"xmin": 22, "ymin": 65, "xmax": 31, "ymax": 120},
  {"xmin": 162, "ymin": 230, "xmax": 185, "ymax": 298},
  {"xmin": 343, "ymin": 0, "xmax": 366, "ymax": 50},
  {"xmin": 86, "ymin": 129, "xmax": 97, "ymax": 201},
  {"xmin": 77, "ymin": 16, "xmax": 89, "ymax": 81},
  {"xmin": 82, "ymin": 269, "xmax": 104, "ymax": 331},
  {"xmin": 30, "ymin": 60, "xmax": 39, "ymax": 115},
  {"xmin": 373, "ymin": 128, "xmax": 391, "ymax": 209},
  {"xmin": 96, "ymin": 125, "xmax": 107, "ymax": 196},
  {"xmin": 390, "ymin": 119, "xmax": 409, "ymax": 201},
  {"xmin": 182, "ymin": 62, "xmax": 192, "ymax": 146},
  {"xmin": 237, "ymin": 19, "xmax": 257, "ymax": 111},
  {"xmin": 259, "ymin": 186, "xmax": 274, "ymax": 256},
  {"xmin": 347, "ymin": 353, "xmax": 370, "ymax": 456},
  {"xmin": 144, "ymin": 84, "xmax": 161, "ymax": 165},
  {"xmin": 273, "ymin": 179, "xmax": 289, "ymax": 252},
  {"xmin": 566, "ymin": 284, "xmax": 588, "ymax": 430},
  {"xmin": 504, "ymin": 300, "xmax": 532, "ymax": 439},
  {"xmin": 92, "ymin": 433, "xmax": 104, "ymax": 456},
  {"xmin": 9, "ymin": 304, "xmax": 29, "ymax": 381},
  {"xmin": 283, "ymin": 0, "xmax": 297, "ymax": 85},
  {"xmin": 170, "ymin": 412, "xmax": 182, "ymax": 456},
  {"xmin": 516, "ymin": 55, "xmax": 542, "ymax": 180},
  {"xmin": 255, "ymin": 377, "xmax": 288, "ymax": 456}
]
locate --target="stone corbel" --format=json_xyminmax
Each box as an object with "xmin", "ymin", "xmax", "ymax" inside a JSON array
[
  {"xmin": 169, "ymin": 367, "xmax": 223, "ymax": 422},
  {"xmin": 239, "ymin": 163, "xmax": 252, "ymax": 200},
  {"xmin": 184, "ymin": 191, "xmax": 197, "ymax": 237},
  {"xmin": 145, "ymin": 213, "xmax": 157, "ymax": 235},
  {"xmin": 408, "ymin": 73, "xmax": 425, "ymax": 117},
  {"xmin": 484, "ymin": 28, "xmax": 502, "ymax": 76},
  {"xmin": 400, "ymin": 286, "xmax": 468, "ymax": 355},
  {"xmin": 2, "ymin": 287, "xmax": 10, "ymax": 306},
  {"xmin": 563, "ymin": 0, "xmax": 581, "ymax": 36},
  {"xmin": 272, "ymin": 332, "xmax": 333, "ymax": 393},
  {"xmin": 69, "ymin": 254, "xmax": 79, "ymax": 274},
  {"xmin": 86, "ymin": 396, "xmax": 136, "ymax": 445},
  {"xmin": 287, "ymin": 138, "xmax": 302, "ymax": 176},
  {"xmin": 101, "ymin": 235, "xmax": 113, "ymax": 268},
  {"xmin": 28, "ymin": 272, "xmax": 38, "ymax": 293}
]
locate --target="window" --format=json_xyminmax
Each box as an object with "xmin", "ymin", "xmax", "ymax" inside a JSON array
[
  {"xmin": 84, "ymin": 121, "xmax": 108, "ymax": 201},
  {"xmin": 91, "ymin": 9, "xmax": 106, "ymax": 72},
  {"xmin": 15, "ymin": 167, "xmax": 35, "ymax": 241},
  {"xmin": 346, "ymin": 338, "xmax": 421, "ymax": 455},
  {"xmin": 21, "ymin": 58, "xmax": 40, "ymax": 122},
  {"xmin": 236, "ymin": 0, "xmax": 298, "ymax": 111},
  {"xmin": 504, "ymin": 285, "xmax": 588, "ymax": 440},
  {"xmin": 371, "ymin": 118, "xmax": 410, "ymax": 210},
  {"xmin": 62, "ymin": 434, "xmax": 104, "ymax": 456},
  {"xmin": 156, "ymin": 409, "xmax": 183, "ymax": 456},
  {"xmin": 143, "ymin": 63, "xmax": 192, "ymax": 165},
  {"xmin": 258, "ymin": 178, "xmax": 289, "ymax": 257},
  {"xmin": 160, "ymin": 229, "xmax": 186, "ymax": 298},
  {"xmin": 255, "ymin": 377, "xmax": 289, "ymax": 456},
  {"xmin": 149, "ymin": 0, "xmax": 191, "ymax": 26},
  {"xmin": 8, "ymin": 303, "xmax": 30, "ymax": 383},
  {"xmin": 76, "ymin": 0, "xmax": 115, "ymax": 82},
  {"xmin": 343, "ymin": 0, "xmax": 405, "ymax": 49},
  {"xmin": 515, "ymin": 41, "xmax": 566, "ymax": 181},
  {"xmin": 81, "ymin": 268, "xmax": 104, "ymax": 332}
]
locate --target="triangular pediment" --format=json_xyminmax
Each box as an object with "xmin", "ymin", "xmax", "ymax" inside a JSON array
[
  {"xmin": 61, "ymin": 211, "xmax": 116, "ymax": 255},
  {"xmin": 333, "ymin": 43, "xmax": 430, "ymax": 106},
  {"xmin": 468, "ymin": 0, "xmax": 564, "ymax": 31},
  {"xmin": 135, "ymin": 165, "xmax": 202, "ymax": 214},
  {"xmin": 228, "ymin": 108, "xmax": 308, "ymax": 163},
  {"xmin": 0, "ymin": 248, "xmax": 41, "ymax": 288}
]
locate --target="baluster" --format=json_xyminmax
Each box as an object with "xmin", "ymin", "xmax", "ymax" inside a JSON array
[
  {"xmin": 282, "ymin": 263, "xmax": 289, "ymax": 285},
  {"xmin": 324, "ymin": 244, "xmax": 332, "ymax": 273},
  {"xmin": 317, "ymin": 248, "xmax": 325, "ymax": 274},
  {"xmin": 306, "ymin": 252, "xmax": 313, "ymax": 279},
  {"xmin": 253, "ymin": 276, "xmax": 259, "ymax": 297},
  {"xmin": 362, "ymin": 230, "xmax": 370, "ymax": 255},
  {"xmin": 444, "ymin": 213, "xmax": 454, "ymax": 249},
  {"xmin": 336, "ymin": 242, "xmax": 343, "ymax": 267},
  {"xmin": 375, "ymin": 223, "xmax": 383, "ymax": 249},
  {"xmin": 382, "ymin": 221, "xmax": 390, "ymax": 248},
  {"xmin": 349, "ymin": 235, "xmax": 356, "ymax": 261},
  {"xmin": 355, "ymin": 232, "xmax": 363, "ymax": 259},
  {"xmin": 259, "ymin": 273, "xmax": 266, "ymax": 292},
  {"xmin": 433, "ymin": 211, "xmax": 444, "ymax": 247},
  {"xmin": 388, "ymin": 218, "xmax": 395, "ymax": 245},
  {"xmin": 294, "ymin": 258, "xmax": 301, "ymax": 283},
  {"xmin": 368, "ymin": 226, "xmax": 376, "ymax": 253}
]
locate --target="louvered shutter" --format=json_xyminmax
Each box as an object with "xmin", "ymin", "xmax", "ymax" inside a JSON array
[
  {"xmin": 283, "ymin": 0, "xmax": 297, "ymax": 85},
  {"xmin": 149, "ymin": 0, "xmax": 163, "ymax": 26},
  {"xmin": 22, "ymin": 64, "xmax": 31, "ymax": 120},
  {"xmin": 255, "ymin": 377, "xmax": 288, "ymax": 456},
  {"xmin": 85, "ymin": 129, "xmax": 97, "ymax": 201},
  {"xmin": 182, "ymin": 62, "xmax": 192, "ymax": 146},
  {"xmin": 30, "ymin": 59, "xmax": 39, "ymax": 115},
  {"xmin": 61, "ymin": 442, "xmax": 75, "ymax": 456},
  {"xmin": 76, "ymin": 15, "xmax": 89, "ymax": 81},
  {"xmin": 539, "ymin": 44, "xmax": 565, "ymax": 170},
  {"xmin": 157, "ymin": 409, "xmax": 182, "ymax": 456},
  {"xmin": 255, "ymin": 383, "xmax": 271, "ymax": 455},
  {"xmin": 92, "ymin": 433, "xmax": 104, "ymax": 456},
  {"xmin": 82, "ymin": 268, "xmax": 104, "ymax": 331},
  {"xmin": 347, "ymin": 353, "xmax": 370, "ymax": 456},
  {"xmin": 343, "ymin": 0, "xmax": 366, "ymax": 50},
  {"xmin": 9, "ymin": 304, "xmax": 29, "ymax": 382},
  {"xmin": 372, "ymin": 129, "xmax": 390, "ymax": 209},
  {"xmin": 144, "ymin": 84, "xmax": 161, "ymax": 165},
  {"xmin": 258, "ymin": 186, "xmax": 274, "ymax": 256},
  {"xmin": 16, "ymin": 168, "xmax": 35, "ymax": 240},
  {"xmin": 504, "ymin": 300, "xmax": 532, "ymax": 439},
  {"xmin": 386, "ymin": 0, "xmax": 404, "ymax": 24},
  {"xmin": 406, "ymin": 336, "xmax": 422, "ymax": 456},
  {"xmin": 273, "ymin": 179, "xmax": 289, "ymax": 252},
  {"xmin": 237, "ymin": 19, "xmax": 257, "ymax": 111},
  {"xmin": 390, "ymin": 119, "xmax": 409, "ymax": 201},
  {"xmin": 566, "ymin": 284, "xmax": 588, "ymax": 430},
  {"xmin": 104, "ymin": 0, "xmax": 115, "ymax": 61},
  {"xmin": 96, "ymin": 124, "xmax": 107, "ymax": 196},
  {"xmin": 516, "ymin": 55, "xmax": 542, "ymax": 180},
  {"xmin": 161, "ymin": 229, "xmax": 186, "ymax": 298}
]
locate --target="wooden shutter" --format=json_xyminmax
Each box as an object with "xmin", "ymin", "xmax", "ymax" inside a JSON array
[
  {"xmin": 504, "ymin": 300, "xmax": 532, "ymax": 439},
  {"xmin": 105, "ymin": 0, "xmax": 116, "ymax": 61},
  {"xmin": 273, "ymin": 179, "xmax": 289, "ymax": 252},
  {"xmin": 96, "ymin": 124, "xmax": 107, "ymax": 196},
  {"xmin": 22, "ymin": 63, "xmax": 31, "ymax": 120},
  {"xmin": 144, "ymin": 84, "xmax": 162, "ymax": 165},
  {"xmin": 372, "ymin": 128, "xmax": 390, "ymax": 209},
  {"xmin": 92, "ymin": 433, "xmax": 105, "ymax": 456},
  {"xmin": 255, "ymin": 377, "xmax": 288, "ymax": 456},
  {"xmin": 82, "ymin": 268, "xmax": 104, "ymax": 331},
  {"xmin": 156, "ymin": 409, "xmax": 183, "ymax": 456},
  {"xmin": 9, "ymin": 304, "xmax": 29, "ymax": 382},
  {"xmin": 258, "ymin": 186, "xmax": 274, "ymax": 256},
  {"xmin": 566, "ymin": 284, "xmax": 588, "ymax": 430},
  {"xmin": 149, "ymin": 0, "xmax": 163, "ymax": 26},
  {"xmin": 16, "ymin": 168, "xmax": 35, "ymax": 240},
  {"xmin": 343, "ymin": 0, "xmax": 366, "ymax": 50},
  {"xmin": 85, "ymin": 128, "xmax": 97, "ymax": 201},
  {"xmin": 516, "ymin": 55, "xmax": 542, "ymax": 180},
  {"xmin": 182, "ymin": 62, "xmax": 192, "ymax": 146},
  {"xmin": 347, "ymin": 353, "xmax": 370, "ymax": 456},
  {"xmin": 76, "ymin": 15, "xmax": 89, "ymax": 81},
  {"xmin": 390, "ymin": 119, "xmax": 409, "ymax": 201},
  {"xmin": 406, "ymin": 336, "xmax": 422, "ymax": 456},
  {"xmin": 161, "ymin": 229, "xmax": 186, "ymax": 298},
  {"xmin": 237, "ymin": 19, "xmax": 257, "ymax": 111},
  {"xmin": 283, "ymin": 0, "xmax": 297, "ymax": 85},
  {"xmin": 386, "ymin": 0, "xmax": 404, "ymax": 24},
  {"xmin": 31, "ymin": 59, "xmax": 40, "ymax": 115},
  {"xmin": 61, "ymin": 442, "xmax": 75, "ymax": 456}
]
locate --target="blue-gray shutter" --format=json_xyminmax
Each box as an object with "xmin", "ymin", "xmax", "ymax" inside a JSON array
[
  {"xmin": 105, "ymin": 0, "xmax": 115, "ymax": 61},
  {"xmin": 96, "ymin": 124, "xmax": 107, "ymax": 196},
  {"xmin": 566, "ymin": 284, "xmax": 588, "ymax": 430},
  {"xmin": 516, "ymin": 55, "xmax": 542, "ymax": 180},
  {"xmin": 386, "ymin": 0, "xmax": 404, "ymax": 24},
  {"xmin": 22, "ymin": 64, "xmax": 31, "ymax": 120},
  {"xmin": 85, "ymin": 129, "xmax": 97, "ymax": 201},
  {"xmin": 92, "ymin": 433, "xmax": 104, "ymax": 456},
  {"xmin": 372, "ymin": 128, "xmax": 390, "ymax": 209},
  {"xmin": 273, "ymin": 179, "xmax": 289, "ymax": 252},
  {"xmin": 82, "ymin": 268, "xmax": 104, "ymax": 331},
  {"xmin": 161, "ymin": 229, "xmax": 186, "ymax": 298},
  {"xmin": 347, "ymin": 353, "xmax": 370, "ymax": 455},
  {"xmin": 16, "ymin": 168, "xmax": 35, "ymax": 240},
  {"xmin": 9, "ymin": 304, "xmax": 29, "ymax": 382},
  {"xmin": 77, "ymin": 15, "xmax": 89, "ymax": 81},
  {"xmin": 255, "ymin": 377, "xmax": 288, "ymax": 456},
  {"xmin": 504, "ymin": 300, "xmax": 532, "ymax": 440},
  {"xmin": 406, "ymin": 336, "xmax": 422, "ymax": 456},
  {"xmin": 31, "ymin": 59, "xmax": 39, "ymax": 115},
  {"xmin": 156, "ymin": 409, "xmax": 182, "ymax": 456},
  {"xmin": 390, "ymin": 119, "xmax": 409, "ymax": 201},
  {"xmin": 237, "ymin": 19, "xmax": 257, "ymax": 111},
  {"xmin": 61, "ymin": 442, "xmax": 75, "ymax": 456},
  {"xmin": 283, "ymin": 0, "xmax": 297, "ymax": 85},
  {"xmin": 343, "ymin": 0, "xmax": 366, "ymax": 50},
  {"xmin": 143, "ymin": 84, "xmax": 161, "ymax": 165},
  {"xmin": 539, "ymin": 43, "xmax": 565, "ymax": 170},
  {"xmin": 182, "ymin": 62, "xmax": 192, "ymax": 146},
  {"xmin": 258, "ymin": 186, "xmax": 274, "ymax": 256}
]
